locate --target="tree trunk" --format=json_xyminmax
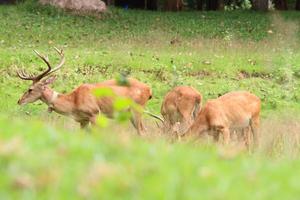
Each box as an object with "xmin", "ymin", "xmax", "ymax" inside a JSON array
[
  {"xmin": 274, "ymin": 0, "xmax": 287, "ymax": 10},
  {"xmin": 296, "ymin": 0, "xmax": 300, "ymax": 10},
  {"xmin": 252, "ymin": 0, "xmax": 268, "ymax": 11},
  {"xmin": 147, "ymin": 0, "xmax": 158, "ymax": 10},
  {"xmin": 206, "ymin": 0, "xmax": 218, "ymax": 10},
  {"xmin": 164, "ymin": 0, "xmax": 183, "ymax": 11},
  {"xmin": 196, "ymin": 0, "xmax": 204, "ymax": 10}
]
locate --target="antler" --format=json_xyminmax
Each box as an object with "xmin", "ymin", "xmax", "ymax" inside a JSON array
[
  {"xmin": 17, "ymin": 47, "xmax": 65, "ymax": 83},
  {"xmin": 47, "ymin": 47, "xmax": 65, "ymax": 76},
  {"xmin": 17, "ymin": 69, "xmax": 38, "ymax": 80}
]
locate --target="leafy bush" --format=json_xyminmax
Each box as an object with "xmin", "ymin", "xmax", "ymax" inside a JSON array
[
  {"xmin": 225, "ymin": 0, "xmax": 252, "ymax": 11},
  {"xmin": 92, "ymin": 83, "xmax": 143, "ymax": 128}
]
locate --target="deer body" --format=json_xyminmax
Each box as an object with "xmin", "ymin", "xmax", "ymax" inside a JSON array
[
  {"xmin": 17, "ymin": 48, "xmax": 152, "ymax": 134},
  {"xmin": 185, "ymin": 91, "xmax": 261, "ymax": 146},
  {"xmin": 38, "ymin": 83, "xmax": 148, "ymax": 128},
  {"xmin": 161, "ymin": 86, "xmax": 202, "ymax": 134},
  {"xmin": 100, "ymin": 78, "xmax": 152, "ymax": 106}
]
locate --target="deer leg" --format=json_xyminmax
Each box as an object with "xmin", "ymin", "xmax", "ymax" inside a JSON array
[
  {"xmin": 180, "ymin": 113, "xmax": 193, "ymax": 135},
  {"xmin": 212, "ymin": 130, "xmax": 220, "ymax": 142},
  {"xmin": 221, "ymin": 128, "xmax": 230, "ymax": 145},
  {"xmin": 212, "ymin": 125, "xmax": 224, "ymax": 144},
  {"xmin": 163, "ymin": 120, "xmax": 171, "ymax": 134},
  {"xmin": 130, "ymin": 111, "xmax": 145, "ymax": 136},
  {"xmin": 243, "ymin": 127, "xmax": 251, "ymax": 151},
  {"xmin": 165, "ymin": 123, "xmax": 173, "ymax": 135},
  {"xmin": 89, "ymin": 115, "xmax": 97, "ymax": 125},
  {"xmin": 250, "ymin": 115, "xmax": 260, "ymax": 148},
  {"xmin": 140, "ymin": 117, "xmax": 146, "ymax": 132},
  {"xmin": 164, "ymin": 114, "xmax": 177, "ymax": 135},
  {"xmin": 130, "ymin": 116, "xmax": 138, "ymax": 129}
]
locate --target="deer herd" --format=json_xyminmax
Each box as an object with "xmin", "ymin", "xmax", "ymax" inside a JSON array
[{"xmin": 17, "ymin": 48, "xmax": 261, "ymax": 149}]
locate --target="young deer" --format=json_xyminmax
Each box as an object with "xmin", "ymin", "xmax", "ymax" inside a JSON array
[
  {"xmin": 161, "ymin": 86, "xmax": 202, "ymax": 135},
  {"xmin": 183, "ymin": 91, "xmax": 261, "ymax": 147},
  {"xmin": 17, "ymin": 48, "xmax": 152, "ymax": 135}
]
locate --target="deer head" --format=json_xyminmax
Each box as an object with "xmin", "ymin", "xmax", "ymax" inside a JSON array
[{"xmin": 17, "ymin": 47, "xmax": 65, "ymax": 105}]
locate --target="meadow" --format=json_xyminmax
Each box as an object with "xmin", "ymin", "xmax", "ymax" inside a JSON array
[{"xmin": 1, "ymin": 3, "xmax": 300, "ymax": 199}]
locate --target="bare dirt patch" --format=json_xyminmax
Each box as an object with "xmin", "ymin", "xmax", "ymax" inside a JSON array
[
  {"xmin": 186, "ymin": 70, "xmax": 213, "ymax": 78},
  {"xmin": 237, "ymin": 70, "xmax": 272, "ymax": 80}
]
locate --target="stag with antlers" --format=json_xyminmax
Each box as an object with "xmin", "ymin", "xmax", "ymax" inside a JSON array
[{"xmin": 17, "ymin": 48, "xmax": 152, "ymax": 135}]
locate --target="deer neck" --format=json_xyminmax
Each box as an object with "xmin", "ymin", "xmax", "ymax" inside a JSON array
[{"xmin": 41, "ymin": 87, "xmax": 74, "ymax": 115}]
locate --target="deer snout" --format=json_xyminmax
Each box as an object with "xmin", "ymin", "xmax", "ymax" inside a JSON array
[{"xmin": 17, "ymin": 99, "xmax": 25, "ymax": 105}]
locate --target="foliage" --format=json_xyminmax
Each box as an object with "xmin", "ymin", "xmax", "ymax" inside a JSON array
[
  {"xmin": 92, "ymin": 87, "xmax": 143, "ymax": 127},
  {"xmin": 225, "ymin": 0, "xmax": 252, "ymax": 11},
  {"xmin": 19, "ymin": 0, "xmax": 65, "ymax": 16}
]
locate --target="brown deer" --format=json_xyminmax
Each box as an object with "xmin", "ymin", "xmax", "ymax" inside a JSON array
[
  {"xmin": 161, "ymin": 86, "xmax": 202, "ymax": 135},
  {"xmin": 183, "ymin": 91, "xmax": 261, "ymax": 147},
  {"xmin": 17, "ymin": 48, "xmax": 152, "ymax": 135}
]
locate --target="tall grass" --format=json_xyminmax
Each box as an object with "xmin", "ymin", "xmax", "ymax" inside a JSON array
[{"xmin": 1, "ymin": 115, "xmax": 300, "ymax": 199}]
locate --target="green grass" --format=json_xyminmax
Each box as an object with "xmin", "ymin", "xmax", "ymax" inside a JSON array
[
  {"xmin": 1, "ymin": 5, "xmax": 300, "ymax": 114},
  {"xmin": 1, "ymin": 3, "xmax": 300, "ymax": 199},
  {"xmin": 1, "ymin": 4, "xmax": 270, "ymax": 47},
  {"xmin": 1, "ymin": 116, "xmax": 300, "ymax": 200}
]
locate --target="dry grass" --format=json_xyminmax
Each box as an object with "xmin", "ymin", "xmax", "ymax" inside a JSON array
[
  {"xmin": 258, "ymin": 113, "xmax": 300, "ymax": 159},
  {"xmin": 147, "ymin": 112, "xmax": 300, "ymax": 159},
  {"xmin": 52, "ymin": 112, "xmax": 300, "ymax": 159}
]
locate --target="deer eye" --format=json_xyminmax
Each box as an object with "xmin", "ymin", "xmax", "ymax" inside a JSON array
[{"xmin": 28, "ymin": 89, "xmax": 33, "ymax": 93}]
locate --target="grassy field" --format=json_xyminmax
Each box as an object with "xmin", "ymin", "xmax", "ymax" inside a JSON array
[{"xmin": 1, "ymin": 2, "xmax": 300, "ymax": 199}]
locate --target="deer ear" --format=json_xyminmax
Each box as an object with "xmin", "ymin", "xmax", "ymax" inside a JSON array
[{"xmin": 43, "ymin": 76, "xmax": 56, "ymax": 85}]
